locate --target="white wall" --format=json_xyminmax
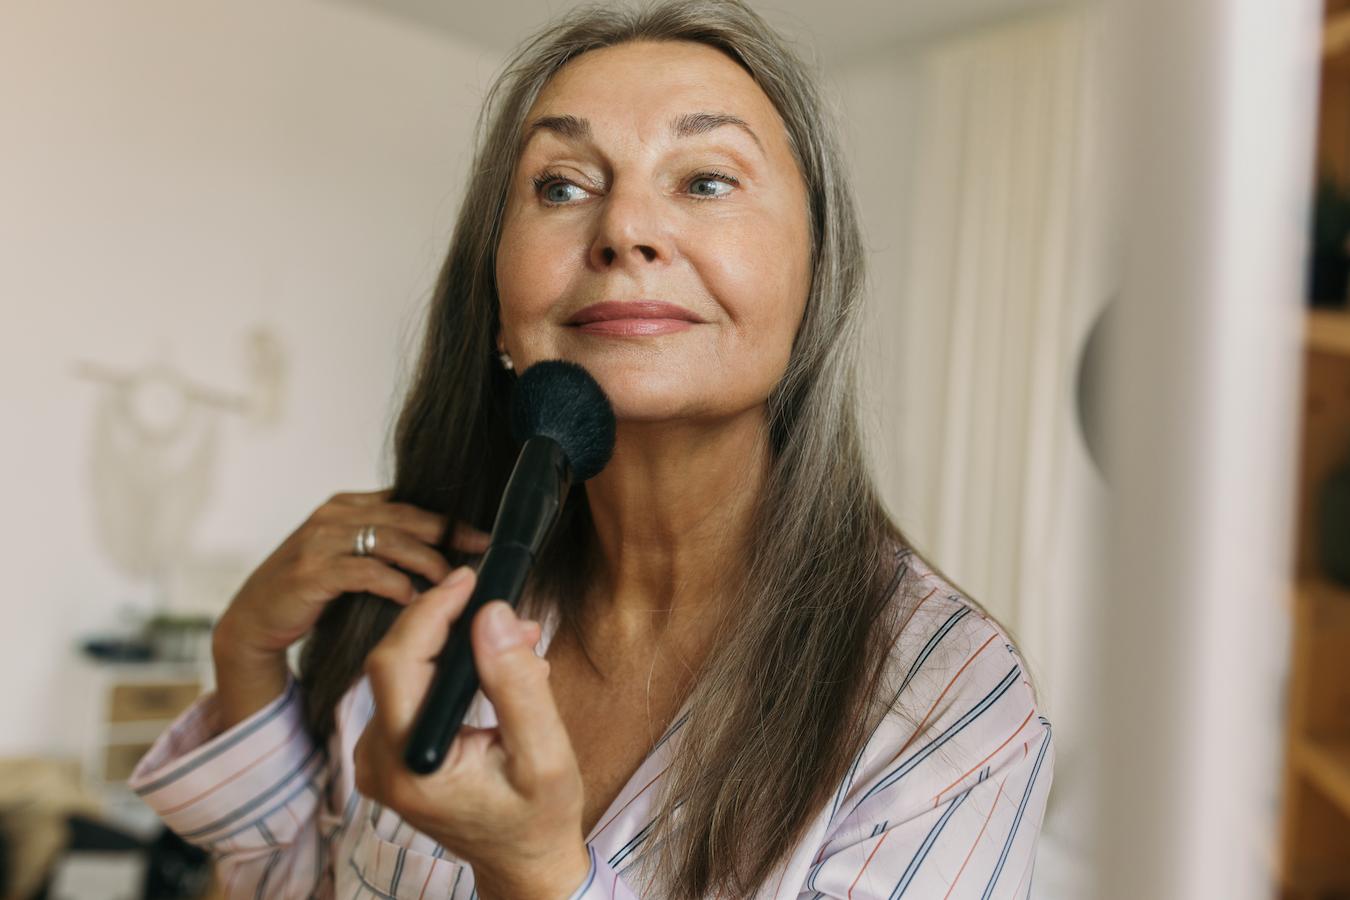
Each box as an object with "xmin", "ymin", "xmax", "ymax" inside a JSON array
[
  {"xmin": 833, "ymin": 49, "xmax": 923, "ymax": 535},
  {"xmin": 0, "ymin": 0, "xmax": 500, "ymax": 754}
]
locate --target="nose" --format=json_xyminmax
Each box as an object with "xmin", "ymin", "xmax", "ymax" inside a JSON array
[{"xmin": 588, "ymin": 180, "xmax": 671, "ymax": 271}]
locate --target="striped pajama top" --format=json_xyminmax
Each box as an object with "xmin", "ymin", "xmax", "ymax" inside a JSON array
[{"xmin": 127, "ymin": 546, "xmax": 1054, "ymax": 899}]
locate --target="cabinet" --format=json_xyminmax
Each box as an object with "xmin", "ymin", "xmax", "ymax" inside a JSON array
[{"xmin": 69, "ymin": 658, "xmax": 210, "ymax": 837}]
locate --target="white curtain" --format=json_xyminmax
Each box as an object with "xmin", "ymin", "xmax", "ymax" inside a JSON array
[{"xmin": 867, "ymin": 8, "xmax": 1111, "ymax": 894}]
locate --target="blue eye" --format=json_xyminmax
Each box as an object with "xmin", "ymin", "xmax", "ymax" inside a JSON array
[
  {"xmin": 542, "ymin": 179, "xmax": 585, "ymax": 204},
  {"xmin": 529, "ymin": 169, "xmax": 740, "ymax": 206},
  {"xmin": 689, "ymin": 173, "xmax": 737, "ymax": 198}
]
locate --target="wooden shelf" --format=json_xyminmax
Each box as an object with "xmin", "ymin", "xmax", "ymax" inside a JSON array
[
  {"xmin": 1281, "ymin": 306, "xmax": 1350, "ymax": 892},
  {"xmin": 1294, "ymin": 575, "xmax": 1350, "ymax": 628},
  {"xmin": 1327, "ymin": 10, "xmax": 1350, "ymax": 65},
  {"xmin": 1307, "ymin": 309, "xmax": 1350, "ymax": 357},
  {"xmin": 1297, "ymin": 738, "xmax": 1350, "ymax": 822}
]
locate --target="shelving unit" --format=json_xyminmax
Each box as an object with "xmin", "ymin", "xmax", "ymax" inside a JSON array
[
  {"xmin": 69, "ymin": 657, "xmax": 208, "ymax": 839},
  {"xmin": 1273, "ymin": 8, "xmax": 1350, "ymax": 892},
  {"xmin": 1280, "ymin": 314, "xmax": 1350, "ymax": 894}
]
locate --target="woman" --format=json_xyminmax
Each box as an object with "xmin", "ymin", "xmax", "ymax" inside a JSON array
[{"xmin": 129, "ymin": 0, "xmax": 1054, "ymax": 897}]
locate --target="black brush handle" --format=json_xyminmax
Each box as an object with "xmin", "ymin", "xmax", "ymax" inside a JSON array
[
  {"xmin": 403, "ymin": 436, "xmax": 570, "ymax": 775},
  {"xmin": 402, "ymin": 542, "xmax": 532, "ymax": 774}
]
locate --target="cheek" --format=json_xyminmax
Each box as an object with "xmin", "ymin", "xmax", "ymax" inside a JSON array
[
  {"xmin": 699, "ymin": 221, "xmax": 809, "ymax": 352},
  {"xmin": 495, "ymin": 221, "xmax": 570, "ymax": 325}
]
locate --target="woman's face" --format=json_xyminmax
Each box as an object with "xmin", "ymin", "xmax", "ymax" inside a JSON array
[{"xmin": 494, "ymin": 39, "xmax": 812, "ymax": 424}]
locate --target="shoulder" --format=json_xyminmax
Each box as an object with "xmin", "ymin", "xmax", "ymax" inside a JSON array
[
  {"xmin": 885, "ymin": 547, "xmax": 1045, "ymax": 715},
  {"xmin": 830, "ymin": 545, "xmax": 1053, "ymax": 825}
]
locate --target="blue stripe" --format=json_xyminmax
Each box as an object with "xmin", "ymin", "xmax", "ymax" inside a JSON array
[
  {"xmin": 830, "ymin": 745, "xmax": 868, "ymax": 823},
  {"xmin": 826, "ymin": 554, "xmax": 914, "ymax": 822},
  {"xmin": 180, "ymin": 744, "xmax": 323, "ymax": 840},
  {"xmin": 254, "ymin": 849, "xmax": 282, "ymax": 900},
  {"xmin": 899, "ymin": 606, "xmax": 972, "ymax": 696},
  {"xmin": 210, "ymin": 752, "xmax": 327, "ymax": 843},
  {"xmin": 348, "ymin": 858, "xmax": 400, "ymax": 900},
  {"xmin": 981, "ymin": 727, "xmax": 1052, "ymax": 900},
  {"xmin": 566, "ymin": 844, "xmax": 598, "ymax": 899},
  {"xmin": 854, "ymin": 599, "xmax": 971, "ymax": 805},
  {"xmin": 333, "ymin": 789, "xmax": 360, "ymax": 844},
  {"xmin": 133, "ymin": 678, "xmax": 299, "ymax": 796},
  {"xmin": 807, "ymin": 860, "xmax": 824, "ymax": 891},
  {"xmin": 890, "ymin": 789, "xmax": 970, "ymax": 898},
  {"xmin": 653, "ymin": 710, "xmax": 690, "ymax": 752},
  {"xmin": 855, "ymin": 666, "xmax": 1020, "ymax": 811},
  {"xmin": 608, "ymin": 816, "xmax": 658, "ymax": 868}
]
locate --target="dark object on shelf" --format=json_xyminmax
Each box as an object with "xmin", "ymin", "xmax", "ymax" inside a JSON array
[
  {"xmin": 81, "ymin": 636, "xmax": 154, "ymax": 662},
  {"xmin": 142, "ymin": 826, "xmax": 211, "ymax": 900},
  {"xmin": 23, "ymin": 819, "xmax": 211, "ymax": 900},
  {"xmin": 1309, "ymin": 178, "xmax": 1350, "ymax": 308},
  {"xmin": 65, "ymin": 812, "xmax": 143, "ymax": 851},
  {"xmin": 143, "ymin": 614, "xmax": 213, "ymax": 664},
  {"xmin": 1311, "ymin": 252, "xmax": 1350, "ymax": 308},
  {"xmin": 1318, "ymin": 460, "xmax": 1350, "ymax": 587},
  {"xmin": 29, "ymin": 813, "xmax": 146, "ymax": 900}
]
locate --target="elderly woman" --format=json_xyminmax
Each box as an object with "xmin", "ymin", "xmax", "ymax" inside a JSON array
[{"xmin": 129, "ymin": 1, "xmax": 1054, "ymax": 897}]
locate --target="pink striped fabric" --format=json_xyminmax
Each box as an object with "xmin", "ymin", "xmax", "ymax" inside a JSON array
[{"xmin": 128, "ymin": 547, "xmax": 1053, "ymax": 898}]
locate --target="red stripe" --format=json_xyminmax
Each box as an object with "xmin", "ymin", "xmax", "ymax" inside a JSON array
[
  {"xmin": 942, "ymin": 773, "xmax": 1010, "ymax": 899},
  {"xmin": 591, "ymin": 764, "xmax": 672, "ymax": 839},
  {"xmin": 933, "ymin": 709, "xmax": 1036, "ymax": 806},
  {"xmin": 894, "ymin": 633, "xmax": 998, "ymax": 760},
  {"xmin": 847, "ymin": 829, "xmax": 892, "ymax": 898}
]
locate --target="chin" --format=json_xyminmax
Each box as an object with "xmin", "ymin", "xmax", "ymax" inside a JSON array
[
  {"xmin": 514, "ymin": 351, "xmax": 709, "ymax": 417},
  {"xmin": 598, "ymin": 390, "xmax": 694, "ymax": 424}
]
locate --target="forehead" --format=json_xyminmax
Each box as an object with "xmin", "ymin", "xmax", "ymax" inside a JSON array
[{"xmin": 523, "ymin": 40, "xmax": 783, "ymax": 147}]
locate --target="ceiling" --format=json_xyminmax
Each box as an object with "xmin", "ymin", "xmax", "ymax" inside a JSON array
[{"xmin": 337, "ymin": 0, "xmax": 1064, "ymax": 63}]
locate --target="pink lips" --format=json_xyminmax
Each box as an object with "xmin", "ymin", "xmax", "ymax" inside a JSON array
[{"xmin": 566, "ymin": 300, "xmax": 705, "ymax": 336}]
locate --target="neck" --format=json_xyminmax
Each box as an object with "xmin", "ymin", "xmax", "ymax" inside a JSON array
[{"xmin": 578, "ymin": 406, "xmax": 771, "ymax": 649}]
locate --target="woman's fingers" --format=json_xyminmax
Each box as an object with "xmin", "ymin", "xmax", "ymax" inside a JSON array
[
  {"xmin": 327, "ymin": 488, "xmax": 486, "ymax": 551},
  {"xmin": 364, "ymin": 567, "xmax": 478, "ymax": 735},
  {"xmin": 317, "ymin": 522, "xmax": 454, "ymax": 590},
  {"xmin": 321, "ymin": 557, "xmax": 420, "ymax": 607},
  {"xmin": 449, "ymin": 520, "xmax": 492, "ymax": 554},
  {"xmin": 331, "ymin": 487, "xmax": 394, "ymax": 507}
]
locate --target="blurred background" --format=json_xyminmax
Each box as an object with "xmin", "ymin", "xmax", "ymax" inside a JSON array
[{"xmin": 0, "ymin": 0, "xmax": 1343, "ymax": 896}]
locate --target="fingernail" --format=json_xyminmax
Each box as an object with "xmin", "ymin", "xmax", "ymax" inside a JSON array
[
  {"xmin": 445, "ymin": 565, "xmax": 473, "ymax": 586},
  {"xmin": 483, "ymin": 601, "xmax": 523, "ymax": 652}
]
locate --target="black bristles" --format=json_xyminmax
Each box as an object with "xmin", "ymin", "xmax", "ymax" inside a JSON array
[{"xmin": 509, "ymin": 359, "xmax": 616, "ymax": 481}]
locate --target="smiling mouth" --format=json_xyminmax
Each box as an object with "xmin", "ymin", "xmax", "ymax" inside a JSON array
[
  {"xmin": 565, "ymin": 300, "xmax": 706, "ymax": 326},
  {"xmin": 568, "ymin": 318, "xmax": 697, "ymax": 336}
]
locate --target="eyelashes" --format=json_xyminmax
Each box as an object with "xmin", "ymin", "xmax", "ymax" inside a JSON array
[{"xmin": 529, "ymin": 169, "xmax": 740, "ymax": 206}]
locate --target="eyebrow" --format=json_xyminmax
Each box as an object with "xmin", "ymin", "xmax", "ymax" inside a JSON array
[{"xmin": 521, "ymin": 111, "xmax": 765, "ymax": 157}]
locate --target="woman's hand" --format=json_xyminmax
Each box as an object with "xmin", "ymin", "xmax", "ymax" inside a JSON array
[
  {"xmin": 354, "ymin": 566, "xmax": 591, "ymax": 900},
  {"xmin": 219, "ymin": 488, "xmax": 490, "ymax": 656},
  {"xmin": 212, "ymin": 488, "xmax": 491, "ymax": 730}
]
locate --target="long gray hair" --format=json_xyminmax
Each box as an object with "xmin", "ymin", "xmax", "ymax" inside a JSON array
[{"xmin": 300, "ymin": 1, "xmax": 990, "ymax": 895}]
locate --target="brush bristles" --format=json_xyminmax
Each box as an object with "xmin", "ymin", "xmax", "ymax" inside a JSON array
[{"xmin": 510, "ymin": 359, "xmax": 616, "ymax": 481}]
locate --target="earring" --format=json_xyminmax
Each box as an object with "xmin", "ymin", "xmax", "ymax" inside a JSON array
[{"xmin": 498, "ymin": 349, "xmax": 514, "ymax": 370}]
